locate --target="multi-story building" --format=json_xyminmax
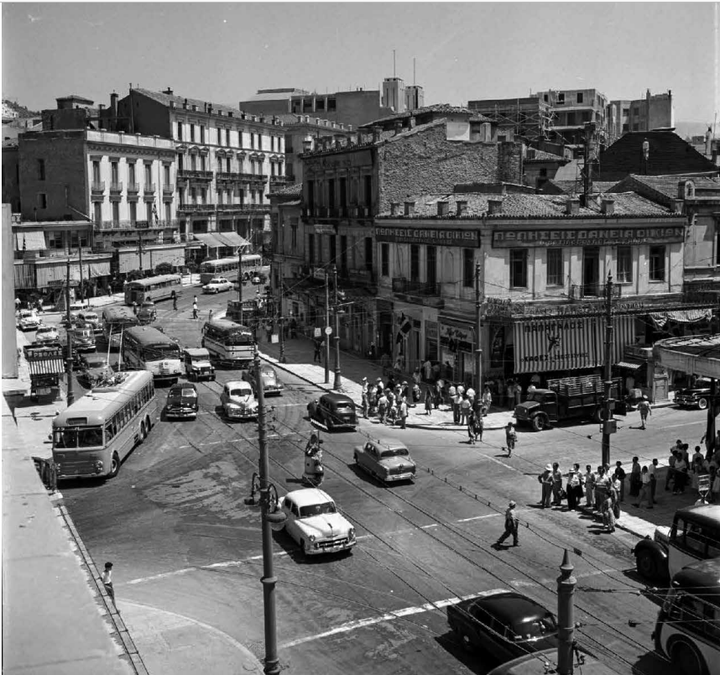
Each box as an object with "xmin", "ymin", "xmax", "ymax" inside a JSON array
[
  {"xmin": 607, "ymin": 90, "xmax": 674, "ymax": 142},
  {"xmin": 115, "ymin": 87, "xmax": 285, "ymax": 260},
  {"xmin": 467, "ymin": 96, "xmax": 554, "ymax": 143},
  {"xmin": 296, "ymin": 114, "xmax": 523, "ymax": 357},
  {"xmin": 537, "ymin": 88, "xmax": 608, "ymax": 150},
  {"xmin": 374, "ymin": 188, "xmax": 714, "ymax": 400}
]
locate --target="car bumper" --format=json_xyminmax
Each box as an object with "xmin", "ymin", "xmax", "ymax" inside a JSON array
[
  {"xmin": 306, "ymin": 537, "xmax": 356, "ymax": 555},
  {"xmin": 225, "ymin": 409, "xmax": 257, "ymax": 420},
  {"xmin": 167, "ymin": 408, "xmax": 198, "ymax": 419},
  {"xmin": 383, "ymin": 472, "xmax": 416, "ymax": 482},
  {"xmin": 190, "ymin": 371, "xmax": 215, "ymax": 380}
]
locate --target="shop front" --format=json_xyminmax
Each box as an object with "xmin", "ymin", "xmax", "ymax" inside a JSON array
[{"xmin": 438, "ymin": 315, "xmax": 476, "ymax": 385}]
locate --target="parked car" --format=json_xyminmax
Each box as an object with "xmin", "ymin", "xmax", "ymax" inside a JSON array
[
  {"xmin": 17, "ymin": 309, "xmax": 41, "ymax": 331},
  {"xmin": 675, "ymin": 378, "xmax": 713, "ymax": 410},
  {"xmin": 203, "ymin": 277, "xmax": 233, "ymax": 294},
  {"xmin": 34, "ymin": 325, "xmax": 60, "ymax": 346},
  {"xmin": 447, "ymin": 590, "xmax": 558, "ymax": 663},
  {"xmin": 353, "ymin": 438, "xmax": 416, "ymax": 483},
  {"xmin": 70, "ymin": 325, "xmax": 96, "ymax": 352},
  {"xmin": 183, "ymin": 347, "xmax": 215, "ymax": 381},
  {"xmin": 307, "ymin": 393, "xmax": 357, "ymax": 430},
  {"xmin": 76, "ymin": 310, "xmax": 102, "ymax": 334},
  {"xmin": 137, "ymin": 300, "xmax": 157, "ymax": 325},
  {"xmin": 165, "ymin": 383, "xmax": 199, "ymax": 419},
  {"xmin": 220, "ymin": 380, "xmax": 258, "ymax": 420},
  {"xmin": 77, "ymin": 353, "xmax": 114, "ymax": 388},
  {"xmin": 242, "ymin": 364, "xmax": 284, "ymax": 396},
  {"xmin": 281, "ymin": 488, "xmax": 356, "ymax": 557}
]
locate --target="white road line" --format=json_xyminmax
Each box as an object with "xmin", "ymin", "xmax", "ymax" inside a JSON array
[{"xmin": 457, "ymin": 514, "xmax": 501, "ymax": 523}]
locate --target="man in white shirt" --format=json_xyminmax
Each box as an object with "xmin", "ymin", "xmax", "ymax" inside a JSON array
[{"xmin": 101, "ymin": 562, "xmax": 115, "ymax": 605}]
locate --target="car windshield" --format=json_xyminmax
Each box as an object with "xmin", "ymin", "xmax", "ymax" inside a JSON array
[
  {"xmin": 179, "ymin": 388, "xmax": 197, "ymax": 397},
  {"xmin": 230, "ymin": 387, "xmax": 251, "ymax": 397},
  {"xmin": 299, "ymin": 501, "xmax": 337, "ymax": 518},
  {"xmin": 511, "ymin": 613, "xmax": 557, "ymax": 640},
  {"xmin": 209, "ymin": 278, "xmax": 225, "ymax": 284},
  {"xmin": 381, "ymin": 447, "xmax": 409, "ymax": 458},
  {"xmin": 84, "ymin": 356, "xmax": 107, "ymax": 368},
  {"xmin": 36, "ymin": 327, "xmax": 53, "ymax": 335},
  {"xmin": 83, "ymin": 313, "xmax": 98, "ymax": 321}
]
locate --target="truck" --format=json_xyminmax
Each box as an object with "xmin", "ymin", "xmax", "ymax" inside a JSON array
[{"xmin": 514, "ymin": 374, "xmax": 625, "ymax": 431}]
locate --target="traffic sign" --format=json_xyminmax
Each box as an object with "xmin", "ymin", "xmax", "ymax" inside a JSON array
[{"xmin": 325, "ymin": 327, "xmax": 333, "ymax": 335}]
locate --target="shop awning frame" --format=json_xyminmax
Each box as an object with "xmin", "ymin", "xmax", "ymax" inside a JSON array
[
  {"xmin": 214, "ymin": 232, "xmax": 251, "ymax": 248},
  {"xmin": 193, "ymin": 233, "xmax": 226, "ymax": 248}
]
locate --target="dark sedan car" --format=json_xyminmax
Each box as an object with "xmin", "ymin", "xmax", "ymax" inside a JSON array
[
  {"xmin": 307, "ymin": 393, "xmax": 357, "ymax": 430},
  {"xmin": 77, "ymin": 353, "xmax": 113, "ymax": 388},
  {"xmin": 242, "ymin": 364, "xmax": 284, "ymax": 396},
  {"xmin": 165, "ymin": 383, "xmax": 199, "ymax": 419},
  {"xmin": 447, "ymin": 590, "xmax": 558, "ymax": 663},
  {"xmin": 675, "ymin": 378, "xmax": 712, "ymax": 409}
]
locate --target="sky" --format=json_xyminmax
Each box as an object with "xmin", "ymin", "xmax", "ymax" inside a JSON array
[{"xmin": 2, "ymin": 2, "xmax": 718, "ymax": 125}]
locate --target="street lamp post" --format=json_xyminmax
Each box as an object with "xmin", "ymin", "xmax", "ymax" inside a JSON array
[
  {"xmin": 65, "ymin": 257, "xmax": 75, "ymax": 406},
  {"xmin": 332, "ymin": 265, "xmax": 342, "ymax": 391}
]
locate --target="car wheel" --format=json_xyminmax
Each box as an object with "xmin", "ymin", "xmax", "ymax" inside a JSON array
[
  {"xmin": 636, "ymin": 549, "xmax": 660, "ymax": 581},
  {"xmin": 698, "ymin": 398, "xmax": 708, "ymax": 410},
  {"xmin": 107, "ymin": 452, "xmax": 120, "ymax": 479},
  {"xmin": 669, "ymin": 639, "xmax": 708, "ymax": 675},
  {"xmin": 531, "ymin": 414, "xmax": 547, "ymax": 431}
]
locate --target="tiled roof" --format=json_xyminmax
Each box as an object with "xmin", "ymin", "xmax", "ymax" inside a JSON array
[
  {"xmin": 377, "ymin": 191, "xmax": 678, "ymax": 219},
  {"xmin": 57, "ymin": 94, "xmax": 94, "ymax": 104},
  {"xmin": 623, "ymin": 174, "xmax": 720, "ymax": 198},
  {"xmin": 133, "ymin": 88, "xmax": 244, "ymax": 118},
  {"xmin": 382, "ymin": 118, "xmax": 447, "ymax": 144},
  {"xmin": 360, "ymin": 103, "xmax": 486, "ymax": 128},
  {"xmin": 543, "ymin": 179, "xmax": 617, "ymax": 195}
]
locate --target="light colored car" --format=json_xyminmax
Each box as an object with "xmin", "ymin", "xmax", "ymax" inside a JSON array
[
  {"xmin": 242, "ymin": 365, "xmax": 283, "ymax": 396},
  {"xmin": 281, "ymin": 488, "xmax": 356, "ymax": 556},
  {"xmin": 202, "ymin": 277, "xmax": 233, "ymax": 294},
  {"xmin": 220, "ymin": 380, "xmax": 258, "ymax": 420},
  {"xmin": 353, "ymin": 438, "xmax": 416, "ymax": 483},
  {"xmin": 70, "ymin": 326, "xmax": 96, "ymax": 352},
  {"xmin": 76, "ymin": 310, "xmax": 101, "ymax": 333},
  {"xmin": 17, "ymin": 309, "xmax": 41, "ymax": 331},
  {"xmin": 34, "ymin": 324, "xmax": 60, "ymax": 345}
]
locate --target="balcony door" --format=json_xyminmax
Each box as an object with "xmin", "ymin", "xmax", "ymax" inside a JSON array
[
  {"xmin": 426, "ymin": 246, "xmax": 437, "ymax": 291},
  {"xmin": 583, "ymin": 247, "xmax": 599, "ymax": 296}
]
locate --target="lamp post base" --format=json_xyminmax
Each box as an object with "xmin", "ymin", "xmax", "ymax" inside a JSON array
[{"xmin": 333, "ymin": 370, "xmax": 342, "ymax": 391}]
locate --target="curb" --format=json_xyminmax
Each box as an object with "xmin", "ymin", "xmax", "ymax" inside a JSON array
[{"xmin": 577, "ymin": 504, "xmax": 652, "ymax": 540}]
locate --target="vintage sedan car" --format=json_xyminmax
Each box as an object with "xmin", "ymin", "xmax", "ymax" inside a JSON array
[
  {"xmin": 675, "ymin": 378, "xmax": 712, "ymax": 410},
  {"xmin": 281, "ymin": 488, "xmax": 356, "ymax": 557},
  {"xmin": 447, "ymin": 590, "xmax": 558, "ymax": 663},
  {"xmin": 307, "ymin": 393, "xmax": 357, "ymax": 430},
  {"xmin": 202, "ymin": 277, "xmax": 233, "ymax": 294},
  {"xmin": 77, "ymin": 353, "xmax": 114, "ymax": 388},
  {"xmin": 76, "ymin": 310, "xmax": 102, "ymax": 334},
  {"xmin": 17, "ymin": 309, "xmax": 41, "ymax": 331},
  {"xmin": 220, "ymin": 380, "xmax": 259, "ymax": 421},
  {"xmin": 70, "ymin": 326, "xmax": 96, "ymax": 352},
  {"xmin": 242, "ymin": 364, "xmax": 283, "ymax": 396},
  {"xmin": 183, "ymin": 347, "xmax": 215, "ymax": 381},
  {"xmin": 353, "ymin": 438, "xmax": 416, "ymax": 483},
  {"xmin": 137, "ymin": 300, "xmax": 157, "ymax": 325},
  {"xmin": 166, "ymin": 383, "xmax": 199, "ymax": 419},
  {"xmin": 34, "ymin": 324, "xmax": 60, "ymax": 346}
]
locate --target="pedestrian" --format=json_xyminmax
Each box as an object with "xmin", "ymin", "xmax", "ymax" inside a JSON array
[
  {"xmin": 513, "ymin": 380, "xmax": 522, "ymax": 407},
  {"xmin": 637, "ymin": 395, "xmax": 651, "ymax": 429},
  {"xmin": 472, "ymin": 409, "xmax": 484, "ymax": 443},
  {"xmin": 423, "ymin": 358, "xmax": 433, "ymax": 382},
  {"xmin": 649, "ymin": 458, "xmax": 659, "ymax": 504},
  {"xmin": 367, "ymin": 342, "xmax": 376, "ymax": 359},
  {"xmin": 665, "ymin": 448, "xmax": 678, "ymax": 491},
  {"xmin": 424, "ymin": 387, "xmax": 433, "ymax": 416},
  {"xmin": 452, "ymin": 387, "xmax": 462, "ymax": 425},
  {"xmin": 629, "ymin": 457, "xmax": 642, "ymax": 497},
  {"xmin": 290, "ymin": 318, "xmax": 298, "ymax": 339},
  {"xmin": 398, "ymin": 397, "xmax": 408, "ymax": 429},
  {"xmin": 584, "ymin": 464, "xmax": 595, "ymax": 508},
  {"xmin": 594, "ymin": 465, "xmax": 609, "ymax": 510},
  {"xmin": 171, "ymin": 290, "xmax": 177, "ymax": 311},
  {"xmin": 377, "ymin": 391, "xmax": 388, "ymax": 423},
  {"xmin": 600, "ymin": 491, "xmax": 616, "ymax": 533},
  {"xmin": 14, "ymin": 297, "xmax": 21, "ymax": 314},
  {"xmin": 613, "ymin": 461, "xmax": 626, "ymax": 502},
  {"xmin": 361, "ymin": 377, "xmax": 369, "ymax": 419},
  {"xmin": 209, "ymin": 309, "xmax": 214, "ymax": 322},
  {"xmin": 132, "ymin": 300, "xmax": 138, "ymax": 315},
  {"xmin": 551, "ymin": 462, "xmax": 564, "ymax": 506},
  {"xmin": 413, "ymin": 367, "xmax": 422, "ymax": 386},
  {"xmin": 467, "ymin": 408, "xmax": 478, "ymax": 444},
  {"xmin": 313, "ymin": 338, "xmax": 322, "ymax": 363},
  {"xmin": 505, "ymin": 422, "xmax": 517, "ymax": 457},
  {"xmin": 381, "ymin": 352, "xmax": 391, "ymax": 376},
  {"xmin": 482, "ymin": 386, "xmax": 492, "ymax": 416},
  {"xmin": 101, "ymin": 562, "xmax": 115, "ymax": 605},
  {"xmin": 566, "ymin": 463, "xmax": 583, "ymax": 511},
  {"xmin": 674, "ymin": 453, "xmax": 689, "ymax": 494},
  {"xmin": 495, "ymin": 501, "xmax": 519, "ymax": 547},
  {"xmin": 460, "ymin": 394, "xmax": 472, "ymax": 425},
  {"xmin": 538, "ymin": 464, "xmax": 553, "ymax": 508},
  {"xmin": 192, "ymin": 298, "xmax": 198, "ymax": 320},
  {"xmin": 506, "ymin": 379, "xmax": 516, "ymax": 411},
  {"xmin": 633, "ymin": 466, "xmax": 653, "ymax": 508}
]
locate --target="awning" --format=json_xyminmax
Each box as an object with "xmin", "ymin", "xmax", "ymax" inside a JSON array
[
  {"xmin": 615, "ymin": 361, "xmax": 643, "ymax": 370},
  {"xmin": 14, "ymin": 231, "xmax": 46, "ymax": 251},
  {"xmin": 193, "ymin": 233, "xmax": 226, "ymax": 248},
  {"xmin": 650, "ymin": 309, "xmax": 713, "ymax": 328},
  {"xmin": 214, "ymin": 232, "xmax": 251, "ymax": 248}
]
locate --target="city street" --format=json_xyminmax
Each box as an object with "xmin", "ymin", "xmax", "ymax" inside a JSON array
[{"xmin": 43, "ymin": 290, "xmax": 704, "ymax": 675}]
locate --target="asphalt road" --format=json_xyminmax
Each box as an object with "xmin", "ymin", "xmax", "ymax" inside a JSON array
[{"xmin": 48, "ymin": 290, "xmax": 703, "ymax": 675}]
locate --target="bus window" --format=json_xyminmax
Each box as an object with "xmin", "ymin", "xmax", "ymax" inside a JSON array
[
  {"xmin": 55, "ymin": 429, "xmax": 77, "ymax": 448},
  {"xmin": 77, "ymin": 427, "xmax": 104, "ymax": 448}
]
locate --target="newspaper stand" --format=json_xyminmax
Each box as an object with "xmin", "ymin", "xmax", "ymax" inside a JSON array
[{"xmin": 24, "ymin": 345, "xmax": 65, "ymax": 401}]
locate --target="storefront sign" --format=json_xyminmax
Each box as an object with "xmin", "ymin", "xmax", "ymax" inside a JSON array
[
  {"xmin": 314, "ymin": 224, "xmax": 336, "ymax": 234},
  {"xmin": 375, "ymin": 226, "xmax": 480, "ymax": 247},
  {"xmin": 312, "ymin": 267, "xmax": 327, "ymax": 281},
  {"xmin": 492, "ymin": 226, "xmax": 684, "ymax": 248},
  {"xmin": 484, "ymin": 298, "xmax": 662, "ymax": 319}
]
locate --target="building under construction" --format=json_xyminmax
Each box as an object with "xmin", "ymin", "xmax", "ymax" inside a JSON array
[{"xmin": 467, "ymin": 96, "xmax": 554, "ymax": 143}]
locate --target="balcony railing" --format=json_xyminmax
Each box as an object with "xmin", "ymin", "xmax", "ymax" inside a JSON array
[
  {"xmin": 177, "ymin": 203, "xmax": 216, "ymax": 213},
  {"xmin": 143, "ymin": 183, "xmax": 156, "ymax": 194},
  {"xmin": 177, "ymin": 169, "xmax": 214, "ymax": 181},
  {"xmin": 162, "ymin": 184, "xmax": 175, "ymax": 193},
  {"xmin": 91, "ymin": 181, "xmax": 105, "ymax": 192},
  {"xmin": 216, "ymin": 172, "xmax": 241, "ymax": 182},
  {"xmin": 127, "ymin": 182, "xmax": 140, "ymax": 194},
  {"xmin": 216, "ymin": 203, "xmax": 246, "ymax": 212},
  {"xmin": 269, "ymin": 176, "xmax": 288, "ymax": 184},
  {"xmin": 95, "ymin": 219, "xmax": 181, "ymax": 231},
  {"xmin": 392, "ymin": 278, "xmax": 440, "ymax": 296},
  {"xmin": 109, "ymin": 182, "xmax": 123, "ymax": 193},
  {"xmin": 569, "ymin": 283, "xmax": 622, "ymax": 300}
]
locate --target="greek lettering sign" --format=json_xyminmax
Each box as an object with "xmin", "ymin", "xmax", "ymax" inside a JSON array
[
  {"xmin": 375, "ymin": 226, "xmax": 480, "ymax": 247},
  {"xmin": 493, "ymin": 226, "xmax": 684, "ymax": 248}
]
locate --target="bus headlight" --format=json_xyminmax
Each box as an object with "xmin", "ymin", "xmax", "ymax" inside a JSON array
[{"xmin": 95, "ymin": 460, "xmax": 104, "ymax": 473}]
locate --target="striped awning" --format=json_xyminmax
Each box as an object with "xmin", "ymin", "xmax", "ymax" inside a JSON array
[
  {"xmin": 214, "ymin": 232, "xmax": 250, "ymax": 248},
  {"xmin": 14, "ymin": 231, "xmax": 46, "ymax": 251}
]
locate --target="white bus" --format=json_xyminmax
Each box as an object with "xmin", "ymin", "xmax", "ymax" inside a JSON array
[
  {"xmin": 52, "ymin": 370, "xmax": 158, "ymax": 479},
  {"xmin": 121, "ymin": 325, "xmax": 182, "ymax": 383},
  {"xmin": 124, "ymin": 274, "xmax": 183, "ymax": 306},
  {"xmin": 653, "ymin": 558, "xmax": 720, "ymax": 675},
  {"xmin": 199, "ymin": 254, "xmax": 267, "ymax": 285},
  {"xmin": 201, "ymin": 318, "xmax": 254, "ymax": 368},
  {"xmin": 101, "ymin": 306, "xmax": 139, "ymax": 350}
]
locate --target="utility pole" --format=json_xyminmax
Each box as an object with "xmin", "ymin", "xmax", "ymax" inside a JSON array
[
  {"xmin": 581, "ymin": 122, "xmax": 593, "ymax": 205},
  {"xmin": 557, "ymin": 550, "xmax": 577, "ymax": 675},
  {"xmin": 237, "ymin": 246, "xmax": 244, "ymax": 326},
  {"xmin": 138, "ymin": 229, "xmax": 144, "ymax": 276},
  {"xmin": 65, "ymin": 258, "xmax": 75, "ymax": 406},
  {"xmin": 601, "ymin": 273, "xmax": 615, "ymax": 467},
  {"xmin": 474, "ymin": 260, "xmax": 483, "ymax": 394},
  {"xmin": 324, "ymin": 269, "xmax": 330, "ymax": 384},
  {"xmin": 333, "ymin": 264, "xmax": 342, "ymax": 391},
  {"xmin": 78, "ymin": 243, "xmax": 84, "ymax": 307}
]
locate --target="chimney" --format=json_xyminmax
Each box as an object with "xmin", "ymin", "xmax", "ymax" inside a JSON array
[
  {"xmin": 390, "ymin": 202, "xmax": 400, "ymax": 216},
  {"xmin": 671, "ymin": 198, "xmax": 684, "ymax": 214},
  {"xmin": 437, "ymin": 201, "xmax": 449, "ymax": 216},
  {"xmin": 404, "ymin": 201, "xmax": 415, "ymax": 216},
  {"xmin": 372, "ymin": 126, "xmax": 382, "ymax": 143},
  {"xmin": 488, "ymin": 198, "xmax": 503, "ymax": 215},
  {"xmin": 207, "ymin": 104, "xmax": 213, "ymax": 115},
  {"xmin": 600, "ymin": 198, "xmax": 615, "ymax": 216},
  {"xmin": 566, "ymin": 198, "xmax": 580, "ymax": 216},
  {"xmin": 163, "ymin": 87, "xmax": 174, "ymax": 96},
  {"xmin": 457, "ymin": 201, "xmax": 468, "ymax": 216},
  {"xmin": 183, "ymin": 99, "xmax": 188, "ymax": 109},
  {"xmin": 110, "ymin": 92, "xmax": 118, "ymax": 119}
]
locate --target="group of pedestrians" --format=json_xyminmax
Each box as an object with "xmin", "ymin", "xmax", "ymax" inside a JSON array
[
  {"xmin": 665, "ymin": 439, "xmax": 720, "ymax": 503},
  {"xmin": 360, "ymin": 376, "xmax": 416, "ymax": 429}
]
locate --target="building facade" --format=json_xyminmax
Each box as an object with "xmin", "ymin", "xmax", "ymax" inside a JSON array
[
  {"xmin": 607, "ymin": 90, "xmax": 674, "ymax": 142},
  {"xmin": 467, "ymin": 96, "xmax": 553, "ymax": 143},
  {"xmin": 537, "ymin": 88, "xmax": 608, "ymax": 150}
]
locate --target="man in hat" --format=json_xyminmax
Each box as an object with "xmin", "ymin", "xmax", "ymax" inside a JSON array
[
  {"xmin": 538, "ymin": 464, "xmax": 553, "ymax": 508},
  {"xmin": 495, "ymin": 501, "xmax": 519, "ymax": 547},
  {"xmin": 361, "ymin": 377, "xmax": 369, "ymax": 418},
  {"xmin": 101, "ymin": 562, "xmax": 115, "ymax": 605},
  {"xmin": 505, "ymin": 422, "xmax": 517, "ymax": 457}
]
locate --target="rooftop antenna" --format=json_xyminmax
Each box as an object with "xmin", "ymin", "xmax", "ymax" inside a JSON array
[{"xmin": 393, "ymin": 49, "xmax": 396, "ymax": 77}]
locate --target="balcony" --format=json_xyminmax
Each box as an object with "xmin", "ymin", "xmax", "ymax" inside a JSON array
[
  {"xmin": 177, "ymin": 169, "xmax": 214, "ymax": 181},
  {"xmin": 143, "ymin": 183, "xmax": 156, "ymax": 194},
  {"xmin": 91, "ymin": 181, "xmax": 105, "ymax": 193},
  {"xmin": 109, "ymin": 182, "xmax": 123, "ymax": 194},
  {"xmin": 216, "ymin": 203, "xmax": 245, "ymax": 212},
  {"xmin": 392, "ymin": 278, "xmax": 441, "ymax": 295},
  {"xmin": 269, "ymin": 176, "xmax": 289, "ymax": 185},
  {"xmin": 236, "ymin": 204, "xmax": 271, "ymax": 214},
  {"xmin": 162, "ymin": 184, "xmax": 175, "ymax": 194},
  {"xmin": 127, "ymin": 182, "xmax": 140, "ymax": 194},
  {"xmin": 95, "ymin": 219, "xmax": 181, "ymax": 231},
  {"xmin": 177, "ymin": 202, "xmax": 216, "ymax": 214},
  {"xmin": 569, "ymin": 283, "xmax": 622, "ymax": 300},
  {"xmin": 216, "ymin": 172, "xmax": 241, "ymax": 182}
]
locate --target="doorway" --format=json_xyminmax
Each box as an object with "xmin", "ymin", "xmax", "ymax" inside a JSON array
[{"xmin": 583, "ymin": 247, "xmax": 599, "ymax": 296}]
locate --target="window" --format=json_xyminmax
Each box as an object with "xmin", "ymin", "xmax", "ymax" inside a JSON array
[
  {"xmin": 92, "ymin": 161, "xmax": 101, "ymax": 183},
  {"xmin": 410, "ymin": 244, "xmax": 420, "ymax": 281},
  {"xmin": 381, "ymin": 243, "xmax": 389, "ymax": 276},
  {"xmin": 226, "ymin": 129, "xmax": 231, "ymax": 146},
  {"xmin": 291, "ymin": 218, "xmax": 298, "ymax": 249},
  {"xmin": 146, "ymin": 202, "xmax": 153, "ymax": 222},
  {"xmin": 364, "ymin": 237, "xmax": 373, "ymax": 271},
  {"xmin": 94, "ymin": 203, "xmax": 102, "ymax": 225},
  {"xmin": 327, "ymin": 98, "xmax": 336, "ymax": 112},
  {"xmin": 226, "ymin": 158, "xmax": 231, "ymax": 172},
  {"xmin": 144, "ymin": 164, "xmax": 152, "ymax": 186},
  {"xmin": 177, "ymin": 122, "xmax": 183, "ymax": 140},
  {"xmin": 37, "ymin": 159, "xmax": 46, "ymax": 180},
  {"xmin": 463, "ymin": 249, "xmax": 474, "ymax": 288},
  {"xmin": 649, "ymin": 246, "xmax": 666, "ymax": 281},
  {"xmin": 200, "ymin": 126, "xmax": 205, "ymax": 144},
  {"xmin": 129, "ymin": 202, "xmax": 137, "ymax": 224},
  {"xmin": 576, "ymin": 92, "xmax": 584, "ymax": 104},
  {"xmin": 557, "ymin": 93, "xmax": 565, "ymax": 104},
  {"xmin": 128, "ymin": 162, "xmax": 136, "ymax": 185},
  {"xmin": 308, "ymin": 232, "xmax": 315, "ymax": 264},
  {"xmin": 510, "ymin": 249, "xmax": 528, "ymax": 288},
  {"xmin": 546, "ymin": 249, "xmax": 563, "ymax": 286},
  {"xmin": 250, "ymin": 133, "xmax": 255, "ymax": 149},
  {"xmin": 112, "ymin": 202, "xmax": 119, "ymax": 225},
  {"xmin": 543, "ymin": 94, "xmax": 548, "ymax": 102},
  {"xmin": 617, "ymin": 246, "xmax": 632, "ymax": 283},
  {"xmin": 163, "ymin": 165, "xmax": 170, "ymax": 184},
  {"xmin": 364, "ymin": 175, "xmax": 372, "ymax": 209},
  {"xmin": 190, "ymin": 124, "xmax": 195, "ymax": 142},
  {"xmin": 427, "ymin": 246, "xmax": 437, "ymax": 287},
  {"xmin": 37, "ymin": 193, "xmax": 47, "ymax": 209},
  {"xmin": 111, "ymin": 161, "xmax": 119, "ymax": 184},
  {"xmin": 165, "ymin": 203, "xmax": 171, "ymax": 223}
]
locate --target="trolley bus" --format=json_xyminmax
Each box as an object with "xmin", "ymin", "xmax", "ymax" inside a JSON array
[
  {"xmin": 201, "ymin": 318, "xmax": 254, "ymax": 367},
  {"xmin": 124, "ymin": 274, "xmax": 183, "ymax": 306},
  {"xmin": 199, "ymin": 254, "xmax": 267, "ymax": 285},
  {"xmin": 121, "ymin": 325, "xmax": 182, "ymax": 383},
  {"xmin": 101, "ymin": 306, "xmax": 139, "ymax": 350},
  {"xmin": 653, "ymin": 558, "xmax": 720, "ymax": 675},
  {"xmin": 52, "ymin": 370, "xmax": 158, "ymax": 480}
]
